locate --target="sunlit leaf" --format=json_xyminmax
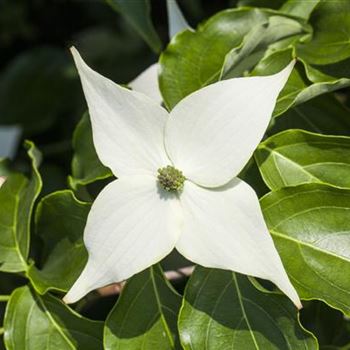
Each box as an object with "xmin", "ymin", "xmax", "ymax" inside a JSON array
[
  {"xmin": 256, "ymin": 129, "xmax": 350, "ymax": 190},
  {"xmin": 0, "ymin": 141, "xmax": 41, "ymax": 272},
  {"xmin": 4, "ymin": 286, "xmax": 103, "ymax": 350},
  {"xmin": 179, "ymin": 267, "xmax": 317, "ymax": 350},
  {"xmin": 262, "ymin": 184, "xmax": 350, "ymax": 316}
]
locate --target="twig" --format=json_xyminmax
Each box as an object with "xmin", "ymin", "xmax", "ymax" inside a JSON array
[
  {"xmin": 97, "ymin": 266, "xmax": 195, "ymax": 297},
  {"xmin": 0, "ymin": 295, "xmax": 10, "ymax": 302}
]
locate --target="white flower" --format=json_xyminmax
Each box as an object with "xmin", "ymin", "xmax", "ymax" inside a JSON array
[{"xmin": 64, "ymin": 47, "xmax": 301, "ymax": 309}]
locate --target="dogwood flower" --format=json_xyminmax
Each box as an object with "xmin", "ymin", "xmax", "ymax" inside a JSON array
[{"xmin": 64, "ymin": 47, "xmax": 301, "ymax": 309}]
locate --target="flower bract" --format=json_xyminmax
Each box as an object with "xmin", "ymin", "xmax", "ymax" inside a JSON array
[{"xmin": 64, "ymin": 47, "xmax": 301, "ymax": 309}]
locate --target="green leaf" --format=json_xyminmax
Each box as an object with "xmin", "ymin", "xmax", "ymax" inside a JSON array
[
  {"xmin": 0, "ymin": 47, "xmax": 76, "ymax": 136},
  {"xmin": 296, "ymin": 0, "xmax": 350, "ymax": 64},
  {"xmin": 256, "ymin": 129, "xmax": 350, "ymax": 190},
  {"xmin": 252, "ymin": 48, "xmax": 350, "ymax": 117},
  {"xmin": 4, "ymin": 286, "xmax": 103, "ymax": 350},
  {"xmin": 261, "ymin": 184, "xmax": 350, "ymax": 315},
  {"xmin": 0, "ymin": 141, "xmax": 42, "ymax": 272},
  {"xmin": 69, "ymin": 113, "xmax": 112, "ymax": 190},
  {"xmin": 269, "ymin": 94, "xmax": 350, "ymax": 136},
  {"xmin": 104, "ymin": 265, "xmax": 181, "ymax": 350},
  {"xmin": 106, "ymin": 0, "xmax": 162, "ymax": 53},
  {"xmin": 159, "ymin": 8, "xmax": 283, "ymax": 109},
  {"xmin": 178, "ymin": 267, "xmax": 317, "ymax": 350},
  {"xmin": 279, "ymin": 0, "xmax": 319, "ymax": 20},
  {"xmin": 221, "ymin": 15, "xmax": 307, "ymax": 79},
  {"xmin": 27, "ymin": 190, "xmax": 90, "ymax": 294}
]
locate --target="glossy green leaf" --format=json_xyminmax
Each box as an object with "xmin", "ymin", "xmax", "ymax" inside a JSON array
[
  {"xmin": 0, "ymin": 47, "xmax": 76, "ymax": 136},
  {"xmin": 4, "ymin": 286, "xmax": 103, "ymax": 350},
  {"xmin": 256, "ymin": 129, "xmax": 350, "ymax": 190},
  {"xmin": 104, "ymin": 265, "xmax": 181, "ymax": 350},
  {"xmin": 69, "ymin": 113, "xmax": 112, "ymax": 190},
  {"xmin": 28, "ymin": 190, "xmax": 90, "ymax": 294},
  {"xmin": 106, "ymin": 0, "xmax": 162, "ymax": 53},
  {"xmin": 269, "ymin": 94, "xmax": 350, "ymax": 136},
  {"xmin": 252, "ymin": 48, "xmax": 350, "ymax": 117},
  {"xmin": 159, "ymin": 8, "xmax": 284, "ymax": 109},
  {"xmin": 179, "ymin": 267, "xmax": 317, "ymax": 350},
  {"xmin": 221, "ymin": 15, "xmax": 307, "ymax": 79},
  {"xmin": 279, "ymin": 0, "xmax": 319, "ymax": 20},
  {"xmin": 296, "ymin": 0, "xmax": 350, "ymax": 64},
  {"xmin": 261, "ymin": 184, "xmax": 350, "ymax": 315},
  {"xmin": 0, "ymin": 141, "xmax": 42, "ymax": 272}
]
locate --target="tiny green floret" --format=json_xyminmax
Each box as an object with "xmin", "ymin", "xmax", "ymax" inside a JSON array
[{"xmin": 157, "ymin": 165, "xmax": 185, "ymax": 192}]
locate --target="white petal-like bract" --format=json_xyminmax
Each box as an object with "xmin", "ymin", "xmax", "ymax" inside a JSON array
[
  {"xmin": 176, "ymin": 179, "xmax": 301, "ymax": 308},
  {"xmin": 165, "ymin": 62, "xmax": 295, "ymax": 187},
  {"xmin": 166, "ymin": 0, "xmax": 192, "ymax": 39},
  {"xmin": 129, "ymin": 63, "xmax": 163, "ymax": 105},
  {"xmin": 71, "ymin": 47, "xmax": 170, "ymax": 177},
  {"xmin": 63, "ymin": 175, "xmax": 182, "ymax": 304}
]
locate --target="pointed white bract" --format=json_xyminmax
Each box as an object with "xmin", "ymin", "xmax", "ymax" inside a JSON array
[
  {"xmin": 176, "ymin": 179, "xmax": 301, "ymax": 308},
  {"xmin": 71, "ymin": 48, "xmax": 169, "ymax": 177},
  {"xmin": 63, "ymin": 176, "xmax": 182, "ymax": 303},
  {"xmin": 64, "ymin": 47, "xmax": 301, "ymax": 309},
  {"xmin": 165, "ymin": 62, "xmax": 294, "ymax": 187},
  {"xmin": 166, "ymin": 0, "xmax": 192, "ymax": 39},
  {"xmin": 129, "ymin": 63, "xmax": 163, "ymax": 105}
]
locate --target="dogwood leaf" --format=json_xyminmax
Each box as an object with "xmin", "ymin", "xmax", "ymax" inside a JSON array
[
  {"xmin": 106, "ymin": 0, "xmax": 161, "ymax": 53},
  {"xmin": 256, "ymin": 129, "xmax": 350, "ymax": 190},
  {"xmin": 262, "ymin": 184, "xmax": 350, "ymax": 315},
  {"xmin": 104, "ymin": 265, "xmax": 181, "ymax": 350},
  {"xmin": 0, "ymin": 141, "xmax": 41, "ymax": 272},
  {"xmin": 4, "ymin": 286, "xmax": 103, "ymax": 350},
  {"xmin": 178, "ymin": 267, "xmax": 317, "ymax": 350},
  {"xmin": 296, "ymin": 0, "xmax": 350, "ymax": 64},
  {"xmin": 252, "ymin": 48, "xmax": 350, "ymax": 117},
  {"xmin": 159, "ymin": 8, "xmax": 288, "ymax": 109},
  {"xmin": 269, "ymin": 94, "xmax": 350, "ymax": 136},
  {"xmin": 28, "ymin": 190, "xmax": 90, "ymax": 294}
]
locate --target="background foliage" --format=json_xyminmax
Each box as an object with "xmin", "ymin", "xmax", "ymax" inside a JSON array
[{"xmin": 1, "ymin": 0, "xmax": 350, "ymax": 349}]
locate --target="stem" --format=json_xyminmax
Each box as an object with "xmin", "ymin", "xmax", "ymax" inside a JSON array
[
  {"xmin": 0, "ymin": 328, "xmax": 4, "ymax": 336},
  {"xmin": 0, "ymin": 295, "xmax": 10, "ymax": 302},
  {"xmin": 97, "ymin": 266, "xmax": 195, "ymax": 297}
]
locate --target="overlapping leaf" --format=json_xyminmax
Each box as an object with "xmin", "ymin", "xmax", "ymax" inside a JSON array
[
  {"xmin": 104, "ymin": 265, "xmax": 181, "ymax": 350},
  {"xmin": 0, "ymin": 141, "xmax": 41, "ymax": 272},
  {"xmin": 256, "ymin": 129, "xmax": 350, "ymax": 190},
  {"xmin": 28, "ymin": 190, "xmax": 90, "ymax": 294},
  {"xmin": 269, "ymin": 94, "xmax": 350, "ymax": 136},
  {"xmin": 178, "ymin": 267, "xmax": 317, "ymax": 350},
  {"xmin": 296, "ymin": 0, "xmax": 350, "ymax": 64},
  {"xmin": 159, "ymin": 8, "xmax": 303, "ymax": 109},
  {"xmin": 262, "ymin": 184, "xmax": 350, "ymax": 315},
  {"xmin": 4, "ymin": 286, "xmax": 103, "ymax": 350}
]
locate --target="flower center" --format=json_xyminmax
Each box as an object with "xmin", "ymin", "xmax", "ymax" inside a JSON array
[{"xmin": 157, "ymin": 165, "xmax": 186, "ymax": 192}]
